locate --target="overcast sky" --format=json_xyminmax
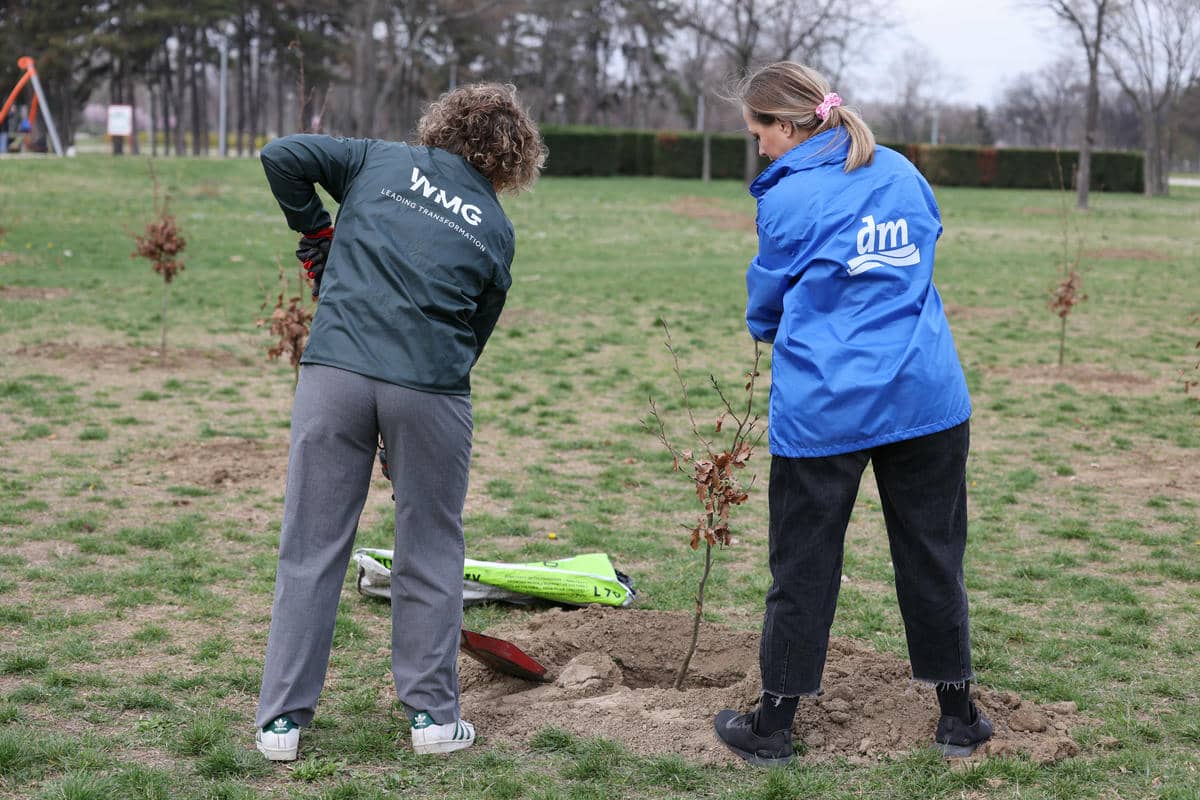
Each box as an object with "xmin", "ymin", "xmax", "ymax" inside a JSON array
[{"xmin": 857, "ymin": 0, "xmax": 1070, "ymax": 106}]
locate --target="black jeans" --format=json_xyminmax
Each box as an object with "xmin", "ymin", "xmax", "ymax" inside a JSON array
[{"xmin": 760, "ymin": 421, "xmax": 974, "ymax": 696}]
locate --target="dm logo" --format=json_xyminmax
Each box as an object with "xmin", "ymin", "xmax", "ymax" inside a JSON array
[{"xmin": 847, "ymin": 215, "xmax": 921, "ymax": 276}]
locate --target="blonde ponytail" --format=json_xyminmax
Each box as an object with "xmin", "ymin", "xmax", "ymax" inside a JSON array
[{"xmin": 735, "ymin": 62, "xmax": 876, "ymax": 172}]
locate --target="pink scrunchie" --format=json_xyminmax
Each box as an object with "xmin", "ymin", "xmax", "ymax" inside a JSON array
[{"xmin": 815, "ymin": 92, "xmax": 842, "ymax": 121}]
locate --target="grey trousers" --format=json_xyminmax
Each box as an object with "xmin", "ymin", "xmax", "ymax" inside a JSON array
[{"xmin": 256, "ymin": 364, "xmax": 472, "ymax": 728}]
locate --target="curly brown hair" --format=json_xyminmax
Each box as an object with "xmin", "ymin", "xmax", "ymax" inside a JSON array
[{"xmin": 417, "ymin": 83, "xmax": 546, "ymax": 194}]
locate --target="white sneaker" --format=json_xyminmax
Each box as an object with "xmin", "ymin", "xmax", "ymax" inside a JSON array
[
  {"xmin": 410, "ymin": 711, "xmax": 476, "ymax": 754},
  {"xmin": 256, "ymin": 715, "xmax": 300, "ymax": 761}
]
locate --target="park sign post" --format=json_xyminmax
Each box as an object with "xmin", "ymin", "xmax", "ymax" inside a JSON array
[{"xmin": 107, "ymin": 104, "xmax": 133, "ymax": 139}]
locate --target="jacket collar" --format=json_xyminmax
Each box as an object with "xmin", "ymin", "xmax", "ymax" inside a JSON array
[{"xmin": 749, "ymin": 128, "xmax": 851, "ymax": 198}]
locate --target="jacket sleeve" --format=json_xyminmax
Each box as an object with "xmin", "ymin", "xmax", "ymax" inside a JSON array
[
  {"xmin": 468, "ymin": 283, "xmax": 508, "ymax": 366},
  {"xmin": 745, "ymin": 229, "xmax": 796, "ymax": 344},
  {"xmin": 260, "ymin": 134, "xmax": 368, "ymax": 233},
  {"xmin": 469, "ymin": 236, "xmax": 515, "ymax": 365}
]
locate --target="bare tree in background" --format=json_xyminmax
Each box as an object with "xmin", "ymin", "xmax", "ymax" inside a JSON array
[
  {"xmin": 675, "ymin": 0, "xmax": 762, "ymax": 181},
  {"xmin": 1105, "ymin": 0, "xmax": 1200, "ymax": 196},
  {"xmin": 993, "ymin": 57, "xmax": 1085, "ymax": 147},
  {"xmin": 667, "ymin": 5, "xmax": 720, "ymax": 176},
  {"xmin": 680, "ymin": 0, "xmax": 885, "ymax": 182},
  {"xmin": 344, "ymin": 0, "xmax": 500, "ymax": 138},
  {"xmin": 1044, "ymin": 0, "xmax": 1119, "ymax": 210},
  {"xmin": 1176, "ymin": 80, "xmax": 1200, "ymax": 170},
  {"xmin": 876, "ymin": 47, "xmax": 947, "ymax": 144}
]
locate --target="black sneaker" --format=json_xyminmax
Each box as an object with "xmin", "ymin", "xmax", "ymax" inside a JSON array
[
  {"xmin": 713, "ymin": 709, "xmax": 793, "ymax": 767},
  {"xmin": 934, "ymin": 703, "xmax": 994, "ymax": 757}
]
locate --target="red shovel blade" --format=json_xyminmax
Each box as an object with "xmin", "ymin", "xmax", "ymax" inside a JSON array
[{"xmin": 460, "ymin": 629, "xmax": 548, "ymax": 682}]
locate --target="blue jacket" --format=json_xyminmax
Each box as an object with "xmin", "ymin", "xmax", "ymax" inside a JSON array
[{"xmin": 746, "ymin": 129, "xmax": 971, "ymax": 457}]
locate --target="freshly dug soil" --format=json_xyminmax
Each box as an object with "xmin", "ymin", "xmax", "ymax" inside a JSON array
[{"xmin": 460, "ymin": 606, "xmax": 1094, "ymax": 765}]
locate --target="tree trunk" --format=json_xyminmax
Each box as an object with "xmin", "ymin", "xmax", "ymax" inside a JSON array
[
  {"xmin": 130, "ymin": 77, "xmax": 140, "ymax": 155},
  {"xmin": 112, "ymin": 61, "xmax": 125, "ymax": 156},
  {"xmin": 199, "ymin": 36, "xmax": 210, "ymax": 157},
  {"xmin": 1143, "ymin": 112, "xmax": 1156, "ymax": 196},
  {"xmin": 276, "ymin": 57, "xmax": 285, "ymax": 139},
  {"xmin": 150, "ymin": 76, "xmax": 158, "ymax": 157},
  {"xmin": 253, "ymin": 42, "xmax": 266, "ymax": 149},
  {"xmin": 174, "ymin": 33, "xmax": 187, "ymax": 155},
  {"xmin": 1156, "ymin": 107, "xmax": 1166, "ymax": 195},
  {"xmin": 744, "ymin": 136, "xmax": 758, "ymax": 185},
  {"xmin": 1077, "ymin": 54, "xmax": 1101, "ymax": 209},
  {"xmin": 160, "ymin": 280, "xmax": 168, "ymax": 355},
  {"xmin": 674, "ymin": 541, "xmax": 714, "ymax": 691},
  {"xmin": 1143, "ymin": 108, "xmax": 1170, "ymax": 197},
  {"xmin": 237, "ymin": 7, "xmax": 247, "ymax": 156},
  {"xmin": 190, "ymin": 31, "xmax": 202, "ymax": 156},
  {"xmin": 350, "ymin": 1, "xmax": 379, "ymax": 136}
]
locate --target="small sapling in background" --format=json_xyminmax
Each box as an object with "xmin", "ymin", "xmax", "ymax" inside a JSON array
[
  {"xmin": 131, "ymin": 163, "xmax": 186, "ymax": 355},
  {"xmin": 1182, "ymin": 315, "xmax": 1199, "ymax": 395},
  {"xmin": 258, "ymin": 258, "xmax": 314, "ymax": 388},
  {"xmin": 644, "ymin": 322, "xmax": 763, "ymax": 690},
  {"xmin": 1050, "ymin": 154, "xmax": 1087, "ymax": 367},
  {"xmin": 1049, "ymin": 268, "xmax": 1087, "ymax": 368}
]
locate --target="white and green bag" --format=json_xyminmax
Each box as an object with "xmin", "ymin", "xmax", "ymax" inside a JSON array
[{"xmin": 353, "ymin": 549, "xmax": 635, "ymax": 608}]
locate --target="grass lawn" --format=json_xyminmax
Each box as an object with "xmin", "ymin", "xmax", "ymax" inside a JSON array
[{"xmin": 0, "ymin": 155, "xmax": 1198, "ymax": 799}]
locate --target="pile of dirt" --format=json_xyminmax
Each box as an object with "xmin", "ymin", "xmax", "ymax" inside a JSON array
[{"xmin": 461, "ymin": 606, "xmax": 1094, "ymax": 765}]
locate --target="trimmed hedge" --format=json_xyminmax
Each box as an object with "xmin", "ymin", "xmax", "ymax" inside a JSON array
[
  {"xmin": 901, "ymin": 144, "xmax": 1143, "ymax": 192},
  {"xmin": 540, "ymin": 125, "xmax": 767, "ymax": 179},
  {"xmin": 541, "ymin": 125, "xmax": 1143, "ymax": 192},
  {"xmin": 539, "ymin": 125, "xmax": 624, "ymax": 176}
]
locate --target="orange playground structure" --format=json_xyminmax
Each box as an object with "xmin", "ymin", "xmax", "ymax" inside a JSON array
[{"xmin": 2, "ymin": 56, "xmax": 64, "ymax": 156}]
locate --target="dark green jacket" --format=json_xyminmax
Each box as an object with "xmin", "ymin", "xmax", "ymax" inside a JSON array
[{"xmin": 261, "ymin": 134, "xmax": 515, "ymax": 395}]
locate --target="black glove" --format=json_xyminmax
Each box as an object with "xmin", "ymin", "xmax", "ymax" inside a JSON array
[{"xmin": 296, "ymin": 226, "xmax": 333, "ymax": 299}]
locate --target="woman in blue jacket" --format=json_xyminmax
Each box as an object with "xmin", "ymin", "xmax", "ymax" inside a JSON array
[{"xmin": 713, "ymin": 62, "xmax": 992, "ymax": 765}]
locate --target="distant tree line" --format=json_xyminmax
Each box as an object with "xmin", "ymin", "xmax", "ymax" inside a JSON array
[{"xmin": 1, "ymin": 0, "xmax": 1197, "ymax": 189}]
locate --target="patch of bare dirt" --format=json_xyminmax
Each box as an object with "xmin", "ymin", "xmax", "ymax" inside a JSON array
[
  {"xmin": 161, "ymin": 438, "xmax": 285, "ymax": 490},
  {"xmin": 0, "ymin": 285, "xmax": 70, "ymax": 300},
  {"xmin": 983, "ymin": 363, "xmax": 1160, "ymax": 396},
  {"xmin": 0, "ymin": 252, "xmax": 19, "ymax": 266},
  {"xmin": 943, "ymin": 303, "xmax": 1013, "ymax": 322},
  {"xmin": 668, "ymin": 197, "xmax": 755, "ymax": 232},
  {"xmin": 1019, "ymin": 206, "xmax": 1059, "ymax": 216},
  {"xmin": 1061, "ymin": 445, "xmax": 1200, "ymax": 509},
  {"xmin": 460, "ymin": 606, "xmax": 1094, "ymax": 765},
  {"xmin": 1082, "ymin": 248, "xmax": 1170, "ymax": 261},
  {"xmin": 6, "ymin": 539, "xmax": 75, "ymax": 570},
  {"xmin": 11, "ymin": 342, "xmax": 239, "ymax": 370}
]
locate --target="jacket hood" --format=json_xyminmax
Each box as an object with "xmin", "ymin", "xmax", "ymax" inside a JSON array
[{"xmin": 749, "ymin": 128, "xmax": 851, "ymax": 198}]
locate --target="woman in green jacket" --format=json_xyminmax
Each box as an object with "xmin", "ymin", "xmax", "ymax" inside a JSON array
[{"xmin": 255, "ymin": 84, "xmax": 545, "ymax": 761}]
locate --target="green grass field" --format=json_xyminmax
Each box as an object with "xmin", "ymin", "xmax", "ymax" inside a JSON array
[{"xmin": 0, "ymin": 155, "xmax": 1198, "ymax": 799}]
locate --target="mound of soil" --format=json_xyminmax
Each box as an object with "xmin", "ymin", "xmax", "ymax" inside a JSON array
[{"xmin": 461, "ymin": 606, "xmax": 1094, "ymax": 765}]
